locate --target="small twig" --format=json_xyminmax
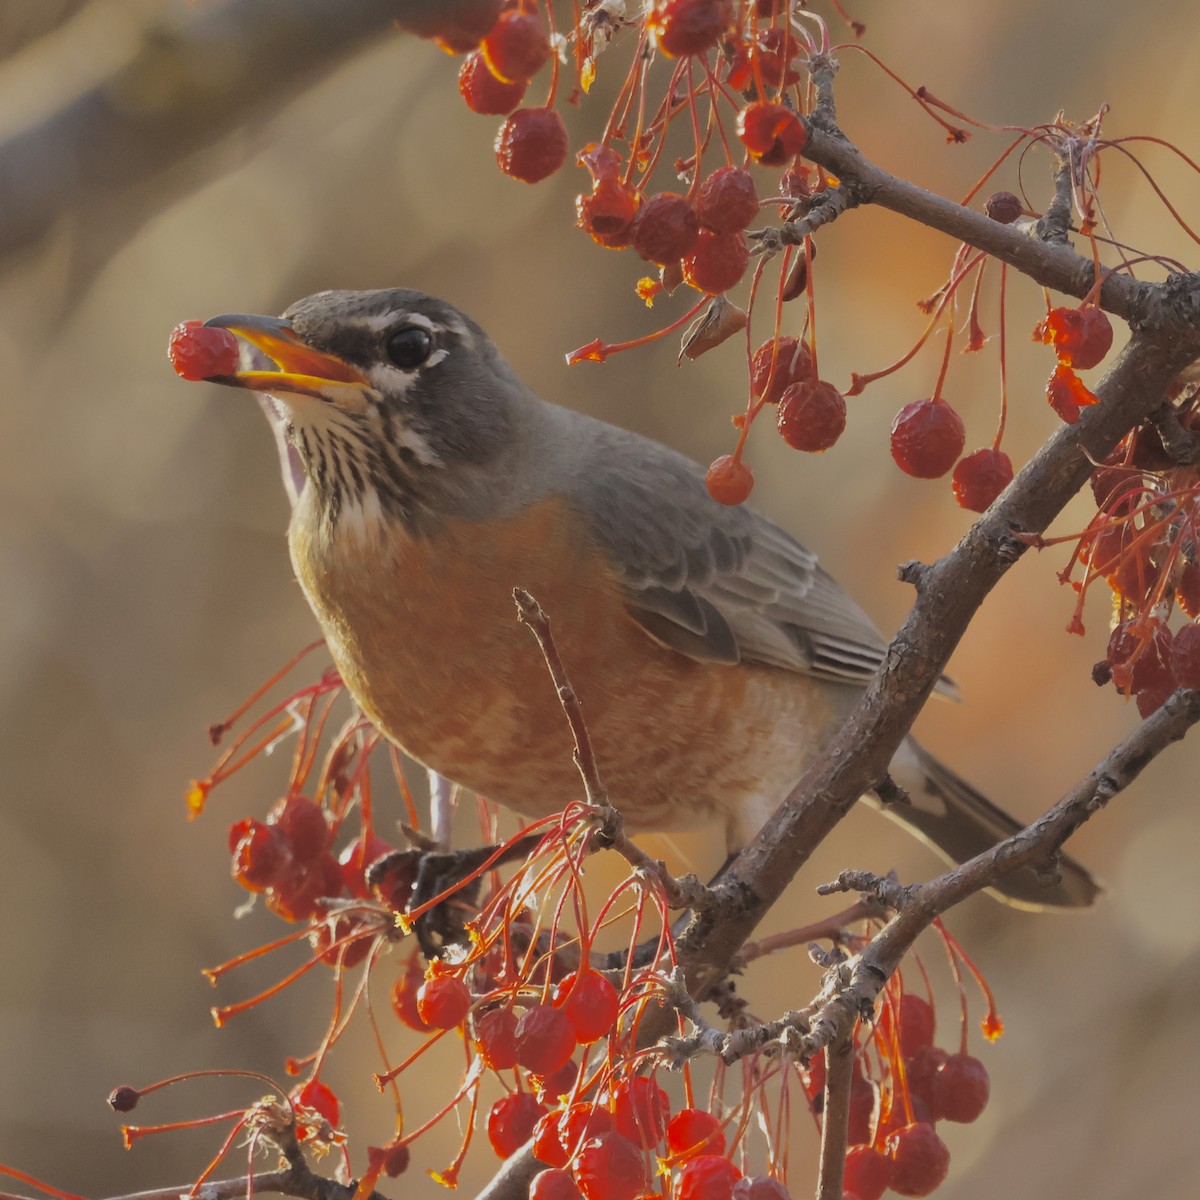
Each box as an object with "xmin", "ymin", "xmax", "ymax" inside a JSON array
[
  {"xmin": 1036, "ymin": 154, "xmax": 1077, "ymax": 246},
  {"xmin": 815, "ymin": 1026, "xmax": 855, "ymax": 1200},
  {"xmin": 513, "ymin": 588, "xmax": 715, "ymax": 912},
  {"xmin": 732, "ymin": 898, "xmax": 887, "ymax": 968},
  {"xmin": 89, "ymin": 1164, "xmax": 390, "ymax": 1200},
  {"xmin": 817, "ymin": 871, "xmax": 917, "ymax": 911}
]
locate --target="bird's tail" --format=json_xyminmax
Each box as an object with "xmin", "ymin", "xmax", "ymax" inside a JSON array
[{"xmin": 880, "ymin": 741, "xmax": 1101, "ymax": 910}]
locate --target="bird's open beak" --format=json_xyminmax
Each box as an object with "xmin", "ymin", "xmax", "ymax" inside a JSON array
[{"xmin": 203, "ymin": 313, "xmax": 373, "ymax": 399}]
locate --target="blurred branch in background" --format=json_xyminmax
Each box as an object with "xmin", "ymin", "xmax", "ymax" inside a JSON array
[
  {"xmin": 0, "ymin": 0, "xmax": 89, "ymax": 59},
  {"xmin": 0, "ymin": 0, "xmax": 401, "ymax": 278}
]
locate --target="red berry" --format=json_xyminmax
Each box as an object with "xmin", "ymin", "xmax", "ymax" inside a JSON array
[
  {"xmin": 902, "ymin": 1044, "xmax": 948, "ymax": 1109},
  {"xmin": 496, "ymin": 107, "xmax": 569, "ymax": 183},
  {"xmin": 750, "ymin": 336, "xmax": 814, "ymax": 403},
  {"xmin": 553, "ymin": 970, "xmax": 620, "ymax": 1044},
  {"xmin": 890, "ymin": 995, "xmax": 935, "ymax": 1057},
  {"xmin": 391, "ymin": 952, "xmax": 433, "ymax": 1031},
  {"xmin": 630, "ymin": 192, "xmax": 701, "ymax": 265},
  {"xmin": 416, "ymin": 972, "xmax": 472, "ymax": 1029},
  {"xmin": 572, "ymin": 1132, "xmax": 650, "ymax": 1200},
  {"xmin": 705, "ymin": 454, "xmax": 754, "ymax": 505},
  {"xmin": 667, "ymin": 1108, "xmax": 726, "ymax": 1159},
  {"xmin": 1038, "ymin": 305, "xmax": 1114, "ymax": 370},
  {"xmin": 649, "ymin": 0, "xmax": 732, "ymax": 58},
  {"xmin": 394, "ymin": 0, "xmax": 504, "ymax": 51},
  {"xmin": 533, "ymin": 1057, "xmax": 581, "ymax": 1101},
  {"xmin": 459, "ymin": 50, "xmax": 527, "ymax": 114},
  {"xmin": 231, "ymin": 820, "xmax": 290, "ymax": 892},
  {"xmin": 533, "ymin": 1112, "xmax": 573, "ymax": 1169},
  {"xmin": 951, "ymin": 447, "xmax": 1014, "ymax": 511},
  {"xmin": 777, "ymin": 380, "xmax": 846, "ymax": 453},
  {"xmin": 291, "ymin": 1079, "xmax": 340, "ymax": 1129},
  {"xmin": 265, "ymin": 853, "xmax": 342, "ymax": 921},
  {"xmin": 932, "ymin": 1053, "xmax": 990, "ymax": 1123},
  {"xmin": 696, "ymin": 167, "xmax": 759, "ymax": 233},
  {"xmin": 269, "ymin": 794, "xmax": 330, "ymax": 863},
  {"xmin": 1176, "ymin": 563, "xmax": 1200, "ymax": 618},
  {"xmin": 682, "ymin": 230, "xmax": 750, "ymax": 294},
  {"xmin": 885, "ymin": 1123, "xmax": 951, "ymax": 1197},
  {"xmin": 1045, "ymin": 362, "xmax": 1097, "ymax": 424},
  {"xmin": 487, "ymin": 1091, "xmax": 548, "ymax": 1158},
  {"xmin": 531, "ymin": 1169, "xmax": 585, "ymax": 1200},
  {"xmin": 481, "ymin": 9, "xmax": 551, "ymax": 83},
  {"xmin": 890, "ymin": 398, "xmax": 965, "ymax": 479},
  {"xmin": 611, "ymin": 1076, "xmax": 670, "ymax": 1147},
  {"xmin": 732, "ymin": 1178, "xmax": 791, "ymax": 1200},
  {"xmin": 309, "ymin": 913, "xmax": 374, "ymax": 969},
  {"xmin": 577, "ymin": 178, "xmax": 641, "ymax": 248},
  {"xmin": 737, "ymin": 102, "xmax": 808, "ymax": 166},
  {"xmin": 984, "ymin": 191, "xmax": 1023, "ymax": 223},
  {"xmin": 676, "ymin": 1155, "xmax": 741, "ymax": 1200},
  {"xmin": 560, "ymin": 1103, "xmax": 614, "ymax": 1155},
  {"xmin": 843, "ymin": 1146, "xmax": 892, "ymax": 1200},
  {"xmin": 846, "ymin": 1075, "xmax": 875, "ymax": 1146},
  {"xmin": 515, "ymin": 1004, "xmax": 578, "ymax": 1075},
  {"xmin": 169, "ymin": 320, "xmax": 240, "ymax": 380},
  {"xmin": 728, "ymin": 27, "xmax": 800, "ymax": 91},
  {"xmin": 1107, "ymin": 621, "xmax": 1176, "ymax": 714},
  {"xmin": 338, "ymin": 830, "xmax": 393, "ymax": 897},
  {"xmin": 1170, "ymin": 622, "xmax": 1200, "ymax": 689},
  {"xmin": 474, "ymin": 1006, "xmax": 520, "ymax": 1070}
]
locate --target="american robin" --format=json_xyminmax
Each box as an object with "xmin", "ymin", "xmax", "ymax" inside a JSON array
[{"xmin": 200, "ymin": 287, "xmax": 1097, "ymax": 909}]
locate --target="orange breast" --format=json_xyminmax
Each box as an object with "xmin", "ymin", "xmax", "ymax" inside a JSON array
[{"xmin": 289, "ymin": 496, "xmax": 840, "ymax": 846}]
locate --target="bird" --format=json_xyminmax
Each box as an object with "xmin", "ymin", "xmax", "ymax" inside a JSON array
[{"xmin": 199, "ymin": 287, "xmax": 1098, "ymax": 909}]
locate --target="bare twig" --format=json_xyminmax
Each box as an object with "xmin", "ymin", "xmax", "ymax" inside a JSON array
[
  {"xmin": 815, "ymin": 1027, "xmax": 855, "ymax": 1200},
  {"xmin": 732, "ymin": 898, "xmax": 889, "ymax": 968},
  {"xmin": 513, "ymin": 587, "xmax": 715, "ymax": 912}
]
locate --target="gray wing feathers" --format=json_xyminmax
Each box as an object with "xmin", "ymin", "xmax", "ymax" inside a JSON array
[{"xmin": 559, "ymin": 416, "xmax": 893, "ymax": 687}]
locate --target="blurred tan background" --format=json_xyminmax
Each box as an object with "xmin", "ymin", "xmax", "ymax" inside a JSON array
[{"xmin": 0, "ymin": 1, "xmax": 1198, "ymax": 1196}]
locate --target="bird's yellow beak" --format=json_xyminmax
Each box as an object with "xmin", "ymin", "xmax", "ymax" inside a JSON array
[{"xmin": 203, "ymin": 313, "xmax": 372, "ymax": 398}]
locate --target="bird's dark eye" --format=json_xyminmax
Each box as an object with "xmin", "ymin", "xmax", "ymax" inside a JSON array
[{"xmin": 386, "ymin": 326, "xmax": 434, "ymax": 369}]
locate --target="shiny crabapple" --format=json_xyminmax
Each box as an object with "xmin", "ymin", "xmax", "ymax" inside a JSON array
[
  {"xmin": 486, "ymin": 1091, "xmax": 548, "ymax": 1158},
  {"xmin": 931, "ymin": 1053, "xmax": 991, "ymax": 1123},
  {"xmin": 1037, "ymin": 304, "xmax": 1114, "ymax": 371},
  {"xmin": 667, "ymin": 1108, "xmax": 726, "ymax": 1159},
  {"xmin": 496, "ymin": 107, "xmax": 569, "ymax": 183},
  {"xmin": 842, "ymin": 1147, "xmax": 892, "ymax": 1200},
  {"xmin": 682, "ymin": 230, "xmax": 750, "ymax": 294},
  {"xmin": 474, "ymin": 1006, "xmax": 520, "ymax": 1070},
  {"xmin": 776, "ymin": 380, "xmax": 846, "ymax": 453},
  {"xmin": 750, "ymin": 335, "xmax": 814, "ymax": 404},
  {"xmin": 630, "ymin": 192, "xmax": 701, "ymax": 266},
  {"xmin": 984, "ymin": 190, "xmax": 1023, "ymax": 223},
  {"xmin": 168, "ymin": 320, "xmax": 240, "ymax": 380},
  {"xmin": 705, "ymin": 454, "xmax": 754, "ymax": 505},
  {"xmin": 577, "ymin": 177, "xmax": 641, "ymax": 248},
  {"xmin": 229, "ymin": 819, "xmax": 289, "ymax": 892},
  {"xmin": 727, "ymin": 27, "xmax": 801, "ymax": 92},
  {"xmin": 732, "ymin": 1178, "xmax": 790, "ymax": 1200},
  {"xmin": 890, "ymin": 399, "xmax": 965, "ymax": 479},
  {"xmin": 611, "ymin": 1076, "xmax": 670, "ymax": 1146},
  {"xmin": 648, "ymin": 0, "xmax": 733, "ymax": 58},
  {"xmin": 267, "ymin": 794, "xmax": 330, "ymax": 863},
  {"xmin": 481, "ymin": 7, "xmax": 551, "ymax": 84},
  {"xmin": 1171, "ymin": 622, "xmax": 1200, "ymax": 689},
  {"xmin": 1045, "ymin": 362, "xmax": 1097, "ymax": 424},
  {"xmin": 696, "ymin": 167, "xmax": 759, "ymax": 234},
  {"xmin": 675, "ymin": 1155, "xmax": 741, "ymax": 1200},
  {"xmin": 515, "ymin": 1004, "xmax": 578, "ymax": 1075},
  {"xmin": 552, "ymin": 970, "xmax": 620, "ymax": 1044},
  {"xmin": 458, "ymin": 50, "xmax": 527, "ymax": 114},
  {"xmin": 951, "ymin": 447, "xmax": 1014, "ymax": 512},
  {"xmin": 737, "ymin": 102, "xmax": 808, "ymax": 167},
  {"xmin": 885, "ymin": 1123, "xmax": 951, "ymax": 1198},
  {"xmin": 571, "ymin": 1132, "xmax": 650, "ymax": 1200},
  {"xmin": 530, "ymin": 1169, "xmax": 585, "ymax": 1200},
  {"xmin": 393, "ymin": 0, "xmax": 504, "ymax": 53},
  {"xmin": 416, "ymin": 972, "xmax": 472, "ymax": 1029}
]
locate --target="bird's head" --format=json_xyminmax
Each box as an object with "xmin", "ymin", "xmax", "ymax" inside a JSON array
[{"xmin": 203, "ymin": 288, "xmax": 529, "ymax": 530}]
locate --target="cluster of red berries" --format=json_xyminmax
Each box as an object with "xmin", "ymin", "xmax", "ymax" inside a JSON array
[
  {"xmin": 228, "ymin": 793, "xmax": 402, "ymax": 965},
  {"xmin": 827, "ymin": 994, "xmax": 992, "ymax": 1200}
]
